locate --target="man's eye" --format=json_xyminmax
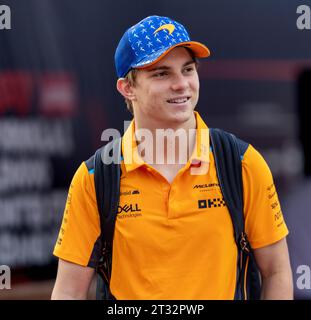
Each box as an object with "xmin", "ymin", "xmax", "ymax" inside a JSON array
[
  {"xmin": 184, "ymin": 67, "xmax": 194, "ymax": 73},
  {"xmin": 153, "ymin": 72, "xmax": 167, "ymax": 78}
]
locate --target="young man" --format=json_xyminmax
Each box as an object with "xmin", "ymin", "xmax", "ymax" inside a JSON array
[{"xmin": 51, "ymin": 15, "xmax": 293, "ymax": 300}]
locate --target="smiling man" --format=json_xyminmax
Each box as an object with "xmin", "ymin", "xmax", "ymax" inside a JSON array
[{"xmin": 51, "ymin": 15, "xmax": 293, "ymax": 300}]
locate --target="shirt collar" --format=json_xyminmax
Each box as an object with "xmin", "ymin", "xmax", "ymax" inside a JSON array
[
  {"xmin": 122, "ymin": 120, "xmax": 145, "ymax": 172},
  {"xmin": 189, "ymin": 111, "xmax": 210, "ymax": 165},
  {"xmin": 122, "ymin": 111, "xmax": 210, "ymax": 173}
]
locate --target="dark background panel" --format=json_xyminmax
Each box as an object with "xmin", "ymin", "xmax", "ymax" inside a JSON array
[{"xmin": 0, "ymin": 0, "xmax": 310, "ymax": 297}]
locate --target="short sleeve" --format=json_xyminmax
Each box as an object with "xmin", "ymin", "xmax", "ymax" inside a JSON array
[
  {"xmin": 242, "ymin": 145, "xmax": 289, "ymax": 249},
  {"xmin": 53, "ymin": 162, "xmax": 101, "ymax": 267}
]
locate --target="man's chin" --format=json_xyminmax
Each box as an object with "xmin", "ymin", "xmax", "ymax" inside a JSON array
[{"xmin": 165, "ymin": 107, "xmax": 194, "ymax": 125}]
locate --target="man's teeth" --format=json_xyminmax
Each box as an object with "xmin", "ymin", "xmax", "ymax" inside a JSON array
[{"xmin": 168, "ymin": 97, "xmax": 188, "ymax": 103}]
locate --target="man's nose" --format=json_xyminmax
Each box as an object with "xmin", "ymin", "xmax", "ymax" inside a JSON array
[{"xmin": 170, "ymin": 74, "xmax": 189, "ymax": 91}]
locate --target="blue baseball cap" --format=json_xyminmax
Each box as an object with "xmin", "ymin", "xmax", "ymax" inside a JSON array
[{"xmin": 115, "ymin": 15, "xmax": 210, "ymax": 78}]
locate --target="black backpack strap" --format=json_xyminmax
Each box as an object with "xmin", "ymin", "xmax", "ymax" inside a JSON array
[
  {"xmin": 209, "ymin": 128, "xmax": 247, "ymax": 243},
  {"xmin": 93, "ymin": 138, "xmax": 122, "ymax": 300},
  {"xmin": 210, "ymin": 128, "xmax": 260, "ymax": 300}
]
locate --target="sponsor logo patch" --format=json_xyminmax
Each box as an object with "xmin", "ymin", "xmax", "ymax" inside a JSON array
[{"xmin": 198, "ymin": 198, "xmax": 226, "ymax": 209}]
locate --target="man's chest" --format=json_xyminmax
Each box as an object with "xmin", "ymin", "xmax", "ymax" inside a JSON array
[
  {"xmin": 116, "ymin": 166, "xmax": 233, "ymax": 236},
  {"xmin": 148, "ymin": 163, "xmax": 185, "ymax": 184}
]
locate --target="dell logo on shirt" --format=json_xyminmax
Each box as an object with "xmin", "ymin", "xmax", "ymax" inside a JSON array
[{"xmin": 118, "ymin": 203, "xmax": 142, "ymax": 214}]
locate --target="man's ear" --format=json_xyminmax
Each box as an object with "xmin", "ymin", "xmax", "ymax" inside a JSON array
[{"xmin": 116, "ymin": 78, "xmax": 136, "ymax": 101}]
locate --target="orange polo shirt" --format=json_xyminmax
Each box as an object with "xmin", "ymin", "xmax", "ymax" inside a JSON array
[{"xmin": 53, "ymin": 112, "xmax": 288, "ymax": 299}]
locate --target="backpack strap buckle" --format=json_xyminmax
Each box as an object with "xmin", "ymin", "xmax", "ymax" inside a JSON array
[
  {"xmin": 239, "ymin": 232, "xmax": 250, "ymax": 254},
  {"xmin": 96, "ymin": 241, "xmax": 112, "ymax": 284}
]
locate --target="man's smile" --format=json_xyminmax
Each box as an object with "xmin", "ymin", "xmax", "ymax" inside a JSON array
[{"xmin": 166, "ymin": 96, "xmax": 191, "ymax": 104}]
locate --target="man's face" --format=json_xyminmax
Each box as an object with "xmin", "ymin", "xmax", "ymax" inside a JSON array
[{"xmin": 131, "ymin": 47, "xmax": 200, "ymax": 127}]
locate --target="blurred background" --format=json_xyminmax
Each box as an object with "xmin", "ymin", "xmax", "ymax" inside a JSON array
[{"xmin": 0, "ymin": 0, "xmax": 311, "ymax": 299}]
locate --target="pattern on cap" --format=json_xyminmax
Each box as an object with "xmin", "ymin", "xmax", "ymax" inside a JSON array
[{"xmin": 127, "ymin": 16, "xmax": 190, "ymax": 63}]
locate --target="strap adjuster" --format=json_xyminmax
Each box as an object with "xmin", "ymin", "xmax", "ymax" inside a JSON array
[{"xmin": 239, "ymin": 232, "xmax": 250, "ymax": 253}]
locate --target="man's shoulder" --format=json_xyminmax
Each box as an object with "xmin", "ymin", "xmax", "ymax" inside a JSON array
[
  {"xmin": 84, "ymin": 152, "xmax": 96, "ymax": 172},
  {"xmin": 210, "ymin": 128, "xmax": 250, "ymax": 158},
  {"xmin": 241, "ymin": 143, "xmax": 274, "ymax": 184},
  {"xmin": 68, "ymin": 159, "xmax": 96, "ymax": 202},
  {"xmin": 83, "ymin": 145, "xmax": 106, "ymax": 172}
]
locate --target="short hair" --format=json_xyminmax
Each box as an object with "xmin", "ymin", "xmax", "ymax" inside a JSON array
[
  {"xmin": 123, "ymin": 47, "xmax": 199, "ymax": 115},
  {"xmin": 124, "ymin": 69, "xmax": 139, "ymax": 115}
]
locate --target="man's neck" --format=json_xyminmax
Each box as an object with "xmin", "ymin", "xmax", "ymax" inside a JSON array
[{"xmin": 133, "ymin": 113, "xmax": 197, "ymax": 166}]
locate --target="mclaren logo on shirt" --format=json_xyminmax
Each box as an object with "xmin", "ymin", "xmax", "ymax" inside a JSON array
[
  {"xmin": 193, "ymin": 183, "xmax": 219, "ymax": 189},
  {"xmin": 198, "ymin": 198, "xmax": 226, "ymax": 209},
  {"xmin": 193, "ymin": 183, "xmax": 220, "ymax": 193}
]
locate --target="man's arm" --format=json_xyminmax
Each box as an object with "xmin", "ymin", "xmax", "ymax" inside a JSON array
[
  {"xmin": 51, "ymin": 259, "xmax": 95, "ymax": 300},
  {"xmin": 253, "ymin": 238, "xmax": 293, "ymax": 300}
]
